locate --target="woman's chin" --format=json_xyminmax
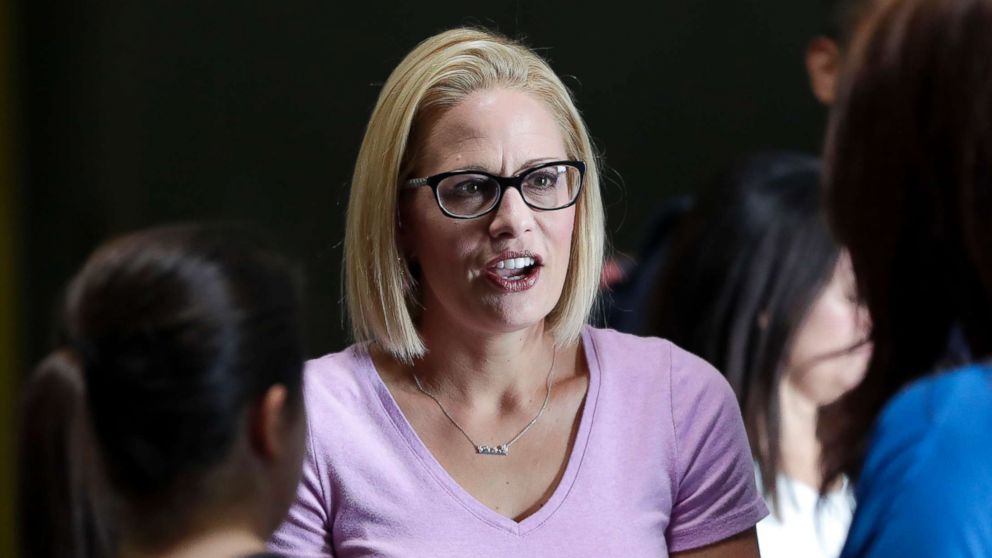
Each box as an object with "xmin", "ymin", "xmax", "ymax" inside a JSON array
[{"xmin": 471, "ymin": 302, "xmax": 553, "ymax": 334}]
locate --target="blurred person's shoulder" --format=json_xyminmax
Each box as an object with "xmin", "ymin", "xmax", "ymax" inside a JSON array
[
  {"xmin": 866, "ymin": 363, "xmax": 992, "ymax": 472},
  {"xmin": 846, "ymin": 364, "xmax": 992, "ymax": 556},
  {"xmin": 861, "ymin": 364, "xmax": 992, "ymax": 491},
  {"xmin": 875, "ymin": 363, "xmax": 992, "ymax": 439}
]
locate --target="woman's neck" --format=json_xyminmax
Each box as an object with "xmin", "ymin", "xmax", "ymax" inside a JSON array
[
  {"xmin": 407, "ymin": 313, "xmax": 560, "ymax": 413},
  {"xmin": 777, "ymin": 380, "xmax": 824, "ymax": 489}
]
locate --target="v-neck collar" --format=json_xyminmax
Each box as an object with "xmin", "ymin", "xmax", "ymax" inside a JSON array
[{"xmin": 359, "ymin": 326, "xmax": 602, "ymax": 536}]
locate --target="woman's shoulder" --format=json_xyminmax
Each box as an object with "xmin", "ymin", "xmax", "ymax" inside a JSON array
[
  {"xmin": 866, "ymin": 364, "xmax": 992, "ymax": 468},
  {"xmin": 584, "ymin": 326, "xmax": 730, "ymax": 394},
  {"xmin": 860, "ymin": 365, "xmax": 992, "ymax": 496},
  {"xmin": 876, "ymin": 363, "xmax": 992, "ymax": 439},
  {"xmin": 843, "ymin": 364, "xmax": 992, "ymax": 556},
  {"xmin": 301, "ymin": 344, "xmax": 378, "ymax": 417},
  {"xmin": 905, "ymin": 363, "xmax": 992, "ymax": 405},
  {"xmin": 305, "ymin": 342, "xmax": 369, "ymax": 379}
]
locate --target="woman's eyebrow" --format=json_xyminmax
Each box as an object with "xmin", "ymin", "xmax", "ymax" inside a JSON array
[
  {"xmin": 515, "ymin": 158, "xmax": 558, "ymax": 173},
  {"xmin": 453, "ymin": 164, "xmax": 494, "ymax": 173},
  {"xmin": 505, "ymin": 158, "xmax": 568, "ymax": 177},
  {"xmin": 444, "ymin": 157, "xmax": 561, "ymax": 176}
]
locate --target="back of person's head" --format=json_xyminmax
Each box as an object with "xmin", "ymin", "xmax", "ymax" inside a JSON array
[
  {"xmin": 18, "ymin": 224, "xmax": 307, "ymax": 558},
  {"xmin": 821, "ymin": 0, "xmax": 992, "ymax": 486},
  {"xmin": 650, "ymin": 151, "xmax": 844, "ymax": 508},
  {"xmin": 344, "ymin": 27, "xmax": 605, "ymax": 363},
  {"xmin": 820, "ymin": 0, "xmax": 876, "ymax": 45},
  {"xmin": 808, "ymin": 0, "xmax": 877, "ymax": 104}
]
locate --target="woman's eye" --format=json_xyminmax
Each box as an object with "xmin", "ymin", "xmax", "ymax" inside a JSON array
[
  {"xmin": 454, "ymin": 181, "xmax": 482, "ymax": 194},
  {"xmin": 444, "ymin": 179, "xmax": 491, "ymax": 199},
  {"xmin": 528, "ymin": 172, "xmax": 558, "ymax": 189}
]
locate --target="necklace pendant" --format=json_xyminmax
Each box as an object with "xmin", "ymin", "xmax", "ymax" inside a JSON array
[{"xmin": 477, "ymin": 444, "xmax": 509, "ymax": 456}]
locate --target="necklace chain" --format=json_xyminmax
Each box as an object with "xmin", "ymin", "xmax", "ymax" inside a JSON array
[{"xmin": 412, "ymin": 348, "xmax": 557, "ymax": 457}]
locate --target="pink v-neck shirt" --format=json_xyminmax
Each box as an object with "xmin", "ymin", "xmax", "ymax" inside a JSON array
[{"xmin": 269, "ymin": 327, "xmax": 767, "ymax": 557}]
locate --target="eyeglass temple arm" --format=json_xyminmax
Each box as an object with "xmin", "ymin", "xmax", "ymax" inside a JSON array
[{"xmin": 403, "ymin": 178, "xmax": 429, "ymax": 189}]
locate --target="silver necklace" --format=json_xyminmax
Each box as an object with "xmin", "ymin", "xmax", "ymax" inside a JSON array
[{"xmin": 412, "ymin": 349, "xmax": 557, "ymax": 456}]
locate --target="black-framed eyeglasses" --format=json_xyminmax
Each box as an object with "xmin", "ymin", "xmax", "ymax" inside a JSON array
[{"xmin": 403, "ymin": 160, "xmax": 586, "ymax": 219}]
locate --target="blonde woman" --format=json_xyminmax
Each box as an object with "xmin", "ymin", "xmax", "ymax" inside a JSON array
[{"xmin": 270, "ymin": 28, "xmax": 766, "ymax": 557}]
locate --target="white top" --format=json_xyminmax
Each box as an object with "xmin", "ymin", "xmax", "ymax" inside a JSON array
[{"xmin": 755, "ymin": 471, "xmax": 854, "ymax": 558}]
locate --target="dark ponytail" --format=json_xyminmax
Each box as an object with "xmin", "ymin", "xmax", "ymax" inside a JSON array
[
  {"xmin": 18, "ymin": 349, "xmax": 115, "ymax": 558},
  {"xmin": 17, "ymin": 224, "xmax": 305, "ymax": 557}
]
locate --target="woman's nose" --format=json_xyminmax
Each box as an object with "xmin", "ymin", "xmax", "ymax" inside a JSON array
[{"xmin": 488, "ymin": 187, "xmax": 534, "ymax": 238}]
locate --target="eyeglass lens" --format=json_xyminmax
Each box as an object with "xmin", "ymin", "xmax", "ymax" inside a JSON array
[{"xmin": 436, "ymin": 164, "xmax": 582, "ymax": 217}]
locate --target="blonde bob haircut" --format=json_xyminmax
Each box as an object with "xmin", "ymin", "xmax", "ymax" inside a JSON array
[{"xmin": 344, "ymin": 27, "xmax": 605, "ymax": 363}]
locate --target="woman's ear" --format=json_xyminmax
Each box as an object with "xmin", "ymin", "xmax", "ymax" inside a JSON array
[
  {"xmin": 806, "ymin": 36, "xmax": 842, "ymax": 106},
  {"xmin": 250, "ymin": 385, "xmax": 291, "ymax": 461}
]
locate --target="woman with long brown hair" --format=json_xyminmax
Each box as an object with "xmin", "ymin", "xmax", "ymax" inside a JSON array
[{"xmin": 820, "ymin": 0, "xmax": 992, "ymax": 555}]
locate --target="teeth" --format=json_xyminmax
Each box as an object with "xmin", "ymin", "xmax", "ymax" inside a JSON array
[{"xmin": 496, "ymin": 256, "xmax": 535, "ymax": 270}]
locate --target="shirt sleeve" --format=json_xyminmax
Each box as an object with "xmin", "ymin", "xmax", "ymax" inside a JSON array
[
  {"xmin": 665, "ymin": 346, "xmax": 768, "ymax": 552},
  {"xmin": 268, "ymin": 417, "xmax": 336, "ymax": 558}
]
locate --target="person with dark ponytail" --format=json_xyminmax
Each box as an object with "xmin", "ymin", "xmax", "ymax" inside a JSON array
[
  {"xmin": 18, "ymin": 224, "xmax": 308, "ymax": 558},
  {"xmin": 820, "ymin": 0, "xmax": 992, "ymax": 555}
]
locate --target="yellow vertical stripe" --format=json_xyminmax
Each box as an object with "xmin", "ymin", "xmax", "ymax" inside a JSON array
[{"xmin": 0, "ymin": 0, "xmax": 20, "ymax": 554}]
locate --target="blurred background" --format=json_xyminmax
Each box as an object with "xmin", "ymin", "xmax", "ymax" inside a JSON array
[{"xmin": 0, "ymin": 0, "xmax": 827, "ymax": 553}]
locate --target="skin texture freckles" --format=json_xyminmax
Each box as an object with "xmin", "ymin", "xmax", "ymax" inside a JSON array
[{"xmin": 402, "ymin": 88, "xmax": 576, "ymax": 339}]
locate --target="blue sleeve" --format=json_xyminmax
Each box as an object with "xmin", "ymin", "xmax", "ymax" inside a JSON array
[{"xmin": 841, "ymin": 368, "xmax": 992, "ymax": 558}]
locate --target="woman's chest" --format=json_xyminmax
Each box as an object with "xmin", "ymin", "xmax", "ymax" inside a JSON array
[
  {"xmin": 324, "ymin": 402, "xmax": 679, "ymax": 557},
  {"xmin": 388, "ymin": 370, "xmax": 591, "ymax": 522},
  {"xmin": 329, "ymin": 467, "xmax": 675, "ymax": 558}
]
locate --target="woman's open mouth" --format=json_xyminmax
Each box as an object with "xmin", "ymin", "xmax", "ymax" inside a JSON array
[{"xmin": 485, "ymin": 254, "xmax": 542, "ymax": 292}]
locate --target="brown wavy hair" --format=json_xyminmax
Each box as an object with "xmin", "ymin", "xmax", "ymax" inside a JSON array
[{"xmin": 820, "ymin": 0, "xmax": 992, "ymax": 488}]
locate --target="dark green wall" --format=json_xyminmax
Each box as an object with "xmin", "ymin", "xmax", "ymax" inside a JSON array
[
  {"xmin": 16, "ymin": 0, "xmax": 826, "ymax": 365},
  {"xmin": 2, "ymin": 0, "xmax": 20, "ymax": 552}
]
